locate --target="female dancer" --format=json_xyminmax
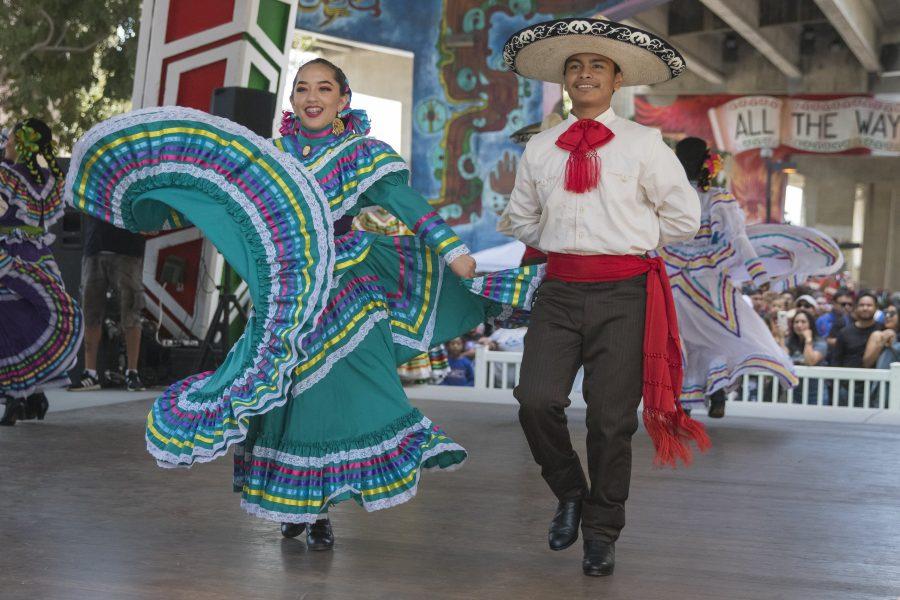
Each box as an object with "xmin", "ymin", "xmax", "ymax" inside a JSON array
[
  {"xmin": 657, "ymin": 138, "xmax": 840, "ymax": 417},
  {"xmin": 66, "ymin": 60, "xmax": 536, "ymax": 548},
  {"xmin": 0, "ymin": 118, "xmax": 83, "ymax": 425}
]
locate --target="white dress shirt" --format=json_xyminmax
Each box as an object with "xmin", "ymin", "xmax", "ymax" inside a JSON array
[{"xmin": 498, "ymin": 108, "xmax": 700, "ymax": 255}]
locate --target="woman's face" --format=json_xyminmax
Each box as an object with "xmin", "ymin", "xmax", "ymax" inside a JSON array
[
  {"xmin": 290, "ymin": 63, "xmax": 348, "ymax": 132},
  {"xmin": 885, "ymin": 306, "xmax": 898, "ymax": 331},
  {"xmin": 792, "ymin": 312, "xmax": 811, "ymax": 334}
]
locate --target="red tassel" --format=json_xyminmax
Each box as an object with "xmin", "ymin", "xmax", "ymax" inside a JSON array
[
  {"xmin": 555, "ymin": 119, "xmax": 615, "ymax": 194},
  {"xmin": 563, "ymin": 151, "xmax": 600, "ymax": 194},
  {"xmin": 643, "ymin": 407, "xmax": 711, "ymax": 468}
]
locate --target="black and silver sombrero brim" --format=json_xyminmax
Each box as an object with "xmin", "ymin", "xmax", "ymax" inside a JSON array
[{"xmin": 503, "ymin": 18, "xmax": 686, "ymax": 86}]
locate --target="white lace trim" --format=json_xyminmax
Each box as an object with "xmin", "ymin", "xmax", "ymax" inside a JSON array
[
  {"xmin": 442, "ymin": 244, "xmax": 471, "ymax": 267},
  {"xmin": 1, "ymin": 165, "xmax": 62, "ymax": 228},
  {"xmin": 67, "ymin": 106, "xmax": 337, "ymax": 467},
  {"xmin": 390, "ymin": 255, "xmax": 443, "ymax": 352},
  {"xmin": 290, "ymin": 310, "xmax": 389, "ymax": 396},
  {"xmin": 238, "ymin": 441, "xmax": 467, "ymax": 524},
  {"xmin": 329, "ymin": 161, "xmax": 409, "ymax": 220},
  {"xmin": 0, "ymin": 258, "xmax": 82, "ymax": 376},
  {"xmin": 0, "ymin": 229, "xmax": 56, "ymax": 248},
  {"xmin": 110, "ymin": 163, "xmax": 327, "ymax": 426},
  {"xmin": 250, "ymin": 415, "xmax": 434, "ymax": 467}
]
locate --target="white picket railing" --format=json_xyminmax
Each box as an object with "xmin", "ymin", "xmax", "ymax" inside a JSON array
[{"xmin": 407, "ymin": 347, "xmax": 900, "ymax": 423}]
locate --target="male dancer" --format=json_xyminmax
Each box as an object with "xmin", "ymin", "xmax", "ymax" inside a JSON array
[{"xmin": 499, "ymin": 19, "xmax": 707, "ymax": 577}]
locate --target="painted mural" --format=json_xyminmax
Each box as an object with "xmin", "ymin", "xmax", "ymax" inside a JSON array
[{"xmin": 296, "ymin": 0, "xmax": 621, "ymax": 251}]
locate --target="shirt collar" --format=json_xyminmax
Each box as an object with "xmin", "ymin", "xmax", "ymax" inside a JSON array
[{"xmin": 565, "ymin": 106, "xmax": 617, "ymax": 126}]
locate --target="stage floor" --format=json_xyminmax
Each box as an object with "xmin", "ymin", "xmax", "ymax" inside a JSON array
[{"xmin": 1, "ymin": 396, "xmax": 898, "ymax": 600}]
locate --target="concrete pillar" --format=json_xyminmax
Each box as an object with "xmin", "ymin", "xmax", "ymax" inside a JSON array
[{"xmin": 859, "ymin": 183, "xmax": 893, "ymax": 289}]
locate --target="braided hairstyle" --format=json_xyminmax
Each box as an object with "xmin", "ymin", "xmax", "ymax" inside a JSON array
[{"xmin": 12, "ymin": 118, "xmax": 63, "ymax": 186}]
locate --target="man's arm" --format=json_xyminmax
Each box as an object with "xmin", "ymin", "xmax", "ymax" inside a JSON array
[
  {"xmin": 641, "ymin": 131, "xmax": 701, "ymax": 245},
  {"xmin": 497, "ymin": 146, "xmax": 542, "ymax": 247},
  {"xmin": 832, "ymin": 330, "xmax": 846, "ymax": 366}
]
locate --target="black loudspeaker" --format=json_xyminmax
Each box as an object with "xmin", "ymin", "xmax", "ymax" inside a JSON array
[{"xmin": 209, "ymin": 87, "xmax": 277, "ymax": 137}]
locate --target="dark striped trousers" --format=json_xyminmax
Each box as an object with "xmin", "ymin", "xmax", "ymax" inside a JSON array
[{"xmin": 515, "ymin": 277, "xmax": 646, "ymax": 543}]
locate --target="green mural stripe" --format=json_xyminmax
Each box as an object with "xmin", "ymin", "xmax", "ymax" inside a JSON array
[
  {"xmin": 257, "ymin": 0, "xmax": 291, "ymax": 49},
  {"xmin": 241, "ymin": 33, "xmax": 284, "ymax": 92},
  {"xmin": 248, "ymin": 64, "xmax": 271, "ymax": 91}
]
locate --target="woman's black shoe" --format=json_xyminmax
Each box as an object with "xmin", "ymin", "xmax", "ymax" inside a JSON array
[
  {"xmin": 0, "ymin": 397, "xmax": 23, "ymax": 426},
  {"xmin": 280, "ymin": 522, "xmax": 306, "ymax": 538},
  {"xmin": 23, "ymin": 393, "xmax": 48, "ymax": 420},
  {"xmin": 708, "ymin": 389, "xmax": 727, "ymax": 419},
  {"xmin": 307, "ymin": 519, "xmax": 334, "ymax": 551}
]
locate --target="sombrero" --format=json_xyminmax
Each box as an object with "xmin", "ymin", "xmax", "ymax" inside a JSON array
[{"xmin": 503, "ymin": 18, "xmax": 686, "ymax": 86}]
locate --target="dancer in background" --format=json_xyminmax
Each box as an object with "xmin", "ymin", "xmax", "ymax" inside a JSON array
[
  {"xmin": 66, "ymin": 59, "xmax": 538, "ymax": 550},
  {"xmin": 657, "ymin": 137, "xmax": 843, "ymax": 416},
  {"xmin": 0, "ymin": 118, "xmax": 83, "ymax": 425}
]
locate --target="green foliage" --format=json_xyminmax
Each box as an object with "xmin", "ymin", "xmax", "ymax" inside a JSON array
[{"xmin": 0, "ymin": 0, "xmax": 141, "ymax": 150}]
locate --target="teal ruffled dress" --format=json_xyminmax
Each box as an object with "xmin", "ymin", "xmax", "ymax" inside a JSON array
[{"xmin": 65, "ymin": 107, "xmax": 539, "ymax": 523}]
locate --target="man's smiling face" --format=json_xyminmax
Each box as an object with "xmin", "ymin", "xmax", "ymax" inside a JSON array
[{"xmin": 562, "ymin": 53, "xmax": 622, "ymax": 115}]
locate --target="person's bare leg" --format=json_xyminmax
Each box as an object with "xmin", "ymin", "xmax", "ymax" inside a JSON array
[
  {"xmin": 83, "ymin": 324, "xmax": 103, "ymax": 371},
  {"xmin": 124, "ymin": 326, "xmax": 141, "ymax": 371}
]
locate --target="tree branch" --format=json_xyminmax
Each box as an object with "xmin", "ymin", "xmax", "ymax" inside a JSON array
[
  {"xmin": 18, "ymin": 7, "xmax": 55, "ymax": 62},
  {"xmin": 54, "ymin": 23, "xmax": 70, "ymax": 47},
  {"xmin": 39, "ymin": 39, "xmax": 105, "ymax": 54}
]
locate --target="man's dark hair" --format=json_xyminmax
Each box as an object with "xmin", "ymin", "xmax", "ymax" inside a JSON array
[
  {"xmin": 834, "ymin": 287, "xmax": 854, "ymax": 301},
  {"xmin": 856, "ymin": 291, "xmax": 878, "ymax": 306}
]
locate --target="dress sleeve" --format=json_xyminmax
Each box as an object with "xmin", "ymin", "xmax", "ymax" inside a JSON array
[
  {"xmin": 710, "ymin": 190, "xmax": 769, "ymax": 287},
  {"xmin": 360, "ymin": 172, "xmax": 469, "ymax": 264}
]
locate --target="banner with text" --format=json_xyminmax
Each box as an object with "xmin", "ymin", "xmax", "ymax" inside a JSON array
[{"xmin": 708, "ymin": 96, "xmax": 900, "ymax": 154}]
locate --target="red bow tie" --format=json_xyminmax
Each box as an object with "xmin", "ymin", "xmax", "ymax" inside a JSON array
[{"xmin": 555, "ymin": 119, "xmax": 615, "ymax": 194}]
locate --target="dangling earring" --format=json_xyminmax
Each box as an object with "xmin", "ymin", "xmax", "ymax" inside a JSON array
[{"xmin": 331, "ymin": 117, "xmax": 345, "ymax": 136}]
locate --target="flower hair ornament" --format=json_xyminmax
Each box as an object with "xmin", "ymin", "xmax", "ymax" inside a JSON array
[
  {"xmin": 14, "ymin": 125, "xmax": 42, "ymax": 160},
  {"xmin": 700, "ymin": 151, "xmax": 724, "ymax": 191},
  {"xmin": 12, "ymin": 119, "xmax": 63, "ymax": 186}
]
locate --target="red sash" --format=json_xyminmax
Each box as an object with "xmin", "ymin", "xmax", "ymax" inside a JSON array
[{"xmin": 545, "ymin": 252, "xmax": 711, "ymax": 467}]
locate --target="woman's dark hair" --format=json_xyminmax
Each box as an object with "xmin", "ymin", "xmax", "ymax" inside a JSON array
[
  {"xmin": 675, "ymin": 136, "xmax": 710, "ymax": 188},
  {"xmin": 12, "ymin": 118, "xmax": 62, "ymax": 186},
  {"xmin": 295, "ymin": 58, "xmax": 350, "ymax": 96},
  {"xmin": 786, "ymin": 309, "xmax": 819, "ymax": 356}
]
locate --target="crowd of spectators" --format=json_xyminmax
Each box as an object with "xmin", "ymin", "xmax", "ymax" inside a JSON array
[
  {"xmin": 437, "ymin": 280, "xmax": 900, "ymax": 389},
  {"xmin": 748, "ymin": 283, "xmax": 899, "ymax": 372}
]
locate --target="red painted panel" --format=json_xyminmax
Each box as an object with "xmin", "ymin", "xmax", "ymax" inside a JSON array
[
  {"xmin": 175, "ymin": 60, "xmax": 227, "ymax": 110},
  {"xmin": 158, "ymin": 33, "xmax": 242, "ymax": 105},
  {"xmin": 165, "ymin": 0, "xmax": 236, "ymax": 43},
  {"xmin": 154, "ymin": 238, "xmax": 204, "ymax": 314}
]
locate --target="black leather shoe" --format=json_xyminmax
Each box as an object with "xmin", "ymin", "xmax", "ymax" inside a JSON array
[
  {"xmin": 582, "ymin": 540, "xmax": 615, "ymax": 577},
  {"xmin": 280, "ymin": 522, "xmax": 306, "ymax": 538},
  {"xmin": 23, "ymin": 393, "xmax": 48, "ymax": 420},
  {"xmin": 0, "ymin": 397, "xmax": 23, "ymax": 426},
  {"xmin": 548, "ymin": 498, "xmax": 582, "ymax": 551},
  {"xmin": 307, "ymin": 519, "xmax": 334, "ymax": 551},
  {"xmin": 708, "ymin": 390, "xmax": 726, "ymax": 419}
]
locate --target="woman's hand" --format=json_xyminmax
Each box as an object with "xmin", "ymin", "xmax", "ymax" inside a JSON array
[
  {"xmin": 802, "ymin": 329, "xmax": 813, "ymax": 344},
  {"xmin": 450, "ymin": 254, "xmax": 477, "ymax": 279}
]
